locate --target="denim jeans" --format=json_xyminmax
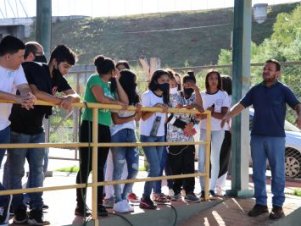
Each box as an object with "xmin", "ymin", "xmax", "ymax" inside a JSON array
[
  {"xmin": 111, "ymin": 129, "xmax": 139, "ymax": 202},
  {"xmin": 0, "ymin": 126, "xmax": 10, "ymax": 207},
  {"xmin": 198, "ymin": 129, "xmax": 225, "ymax": 191},
  {"xmin": 250, "ymin": 135, "xmax": 285, "ymax": 207},
  {"xmin": 4, "ymin": 131, "xmax": 45, "ymax": 210},
  {"xmin": 140, "ymin": 135, "xmax": 165, "ymax": 197},
  {"xmin": 154, "ymin": 146, "xmax": 173, "ymax": 193},
  {"xmin": 0, "ymin": 126, "xmax": 10, "ymax": 168}
]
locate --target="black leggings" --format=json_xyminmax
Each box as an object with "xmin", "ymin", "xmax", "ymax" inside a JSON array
[{"xmin": 76, "ymin": 120, "xmax": 110, "ymax": 209}]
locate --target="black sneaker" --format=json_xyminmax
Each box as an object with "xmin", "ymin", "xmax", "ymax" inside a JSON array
[
  {"xmin": 97, "ymin": 205, "xmax": 108, "ymax": 217},
  {"xmin": 74, "ymin": 206, "xmax": 91, "ymax": 217},
  {"xmin": 248, "ymin": 204, "xmax": 268, "ymax": 217},
  {"xmin": 0, "ymin": 194, "xmax": 12, "ymax": 226},
  {"xmin": 139, "ymin": 197, "xmax": 157, "ymax": 210},
  {"xmin": 28, "ymin": 209, "xmax": 49, "ymax": 225},
  {"xmin": 13, "ymin": 206, "xmax": 28, "ymax": 224},
  {"xmin": 209, "ymin": 190, "xmax": 216, "ymax": 197},
  {"xmin": 269, "ymin": 205, "xmax": 284, "ymax": 220},
  {"xmin": 199, "ymin": 191, "xmax": 205, "ymax": 199}
]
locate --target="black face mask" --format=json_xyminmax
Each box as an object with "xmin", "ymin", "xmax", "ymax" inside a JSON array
[
  {"xmin": 157, "ymin": 83, "xmax": 169, "ymax": 92},
  {"xmin": 184, "ymin": 88, "xmax": 194, "ymax": 97},
  {"xmin": 34, "ymin": 55, "xmax": 47, "ymax": 63}
]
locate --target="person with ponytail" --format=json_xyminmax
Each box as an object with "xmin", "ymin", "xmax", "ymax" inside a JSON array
[
  {"xmin": 75, "ymin": 55, "xmax": 128, "ymax": 217},
  {"xmin": 139, "ymin": 69, "xmax": 169, "ymax": 209}
]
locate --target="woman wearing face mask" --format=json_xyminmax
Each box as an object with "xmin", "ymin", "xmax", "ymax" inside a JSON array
[
  {"xmin": 75, "ymin": 55, "xmax": 128, "ymax": 217},
  {"xmin": 167, "ymin": 72, "xmax": 203, "ymax": 202},
  {"xmin": 139, "ymin": 69, "xmax": 170, "ymax": 210},
  {"xmin": 198, "ymin": 70, "xmax": 230, "ymax": 199}
]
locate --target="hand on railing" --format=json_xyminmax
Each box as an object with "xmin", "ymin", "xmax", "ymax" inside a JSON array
[{"xmin": 18, "ymin": 92, "xmax": 36, "ymax": 110}]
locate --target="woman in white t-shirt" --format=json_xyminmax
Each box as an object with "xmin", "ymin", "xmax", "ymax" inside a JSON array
[
  {"xmin": 198, "ymin": 70, "xmax": 230, "ymax": 198},
  {"xmin": 139, "ymin": 69, "xmax": 169, "ymax": 210}
]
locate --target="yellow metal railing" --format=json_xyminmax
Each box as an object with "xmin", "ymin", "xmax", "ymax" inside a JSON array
[{"xmin": 0, "ymin": 100, "xmax": 211, "ymax": 226}]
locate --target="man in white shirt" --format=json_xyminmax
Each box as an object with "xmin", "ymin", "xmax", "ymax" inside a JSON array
[{"xmin": 0, "ymin": 35, "xmax": 35, "ymax": 226}]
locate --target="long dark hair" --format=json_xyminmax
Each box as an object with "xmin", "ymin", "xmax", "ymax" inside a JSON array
[
  {"xmin": 148, "ymin": 69, "xmax": 169, "ymax": 104},
  {"xmin": 221, "ymin": 75, "xmax": 232, "ymax": 95},
  {"xmin": 205, "ymin": 70, "xmax": 222, "ymax": 92},
  {"xmin": 119, "ymin": 70, "xmax": 139, "ymax": 105}
]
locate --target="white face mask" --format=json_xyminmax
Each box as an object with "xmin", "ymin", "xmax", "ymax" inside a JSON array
[{"xmin": 169, "ymin": 87, "xmax": 178, "ymax": 94}]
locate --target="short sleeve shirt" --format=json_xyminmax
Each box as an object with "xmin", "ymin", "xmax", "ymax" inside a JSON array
[
  {"xmin": 9, "ymin": 62, "xmax": 71, "ymax": 134},
  {"xmin": 81, "ymin": 74, "xmax": 115, "ymax": 127},
  {"xmin": 240, "ymin": 81, "xmax": 300, "ymax": 137},
  {"xmin": 0, "ymin": 65, "xmax": 28, "ymax": 130}
]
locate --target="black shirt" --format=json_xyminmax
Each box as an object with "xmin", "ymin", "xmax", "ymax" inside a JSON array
[{"xmin": 9, "ymin": 62, "xmax": 71, "ymax": 134}]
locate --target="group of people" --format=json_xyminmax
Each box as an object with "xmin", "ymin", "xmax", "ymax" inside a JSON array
[{"xmin": 0, "ymin": 34, "xmax": 300, "ymax": 226}]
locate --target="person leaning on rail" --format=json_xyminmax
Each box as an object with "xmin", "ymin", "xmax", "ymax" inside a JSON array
[
  {"xmin": 4, "ymin": 44, "xmax": 80, "ymax": 225},
  {"xmin": 0, "ymin": 35, "xmax": 36, "ymax": 226}
]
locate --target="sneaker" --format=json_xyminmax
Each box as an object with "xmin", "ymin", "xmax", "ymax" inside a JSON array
[
  {"xmin": 269, "ymin": 206, "xmax": 284, "ymax": 220},
  {"xmin": 152, "ymin": 193, "xmax": 169, "ymax": 203},
  {"xmin": 103, "ymin": 197, "xmax": 114, "ymax": 209},
  {"xmin": 127, "ymin": 193, "xmax": 139, "ymax": 203},
  {"xmin": 248, "ymin": 204, "xmax": 269, "ymax": 217},
  {"xmin": 171, "ymin": 193, "xmax": 182, "ymax": 201},
  {"xmin": 0, "ymin": 194, "xmax": 12, "ymax": 226},
  {"xmin": 113, "ymin": 200, "xmax": 134, "ymax": 213},
  {"xmin": 199, "ymin": 191, "xmax": 205, "ymax": 199},
  {"xmin": 13, "ymin": 206, "xmax": 28, "ymax": 224},
  {"xmin": 124, "ymin": 200, "xmax": 134, "ymax": 212},
  {"xmin": 28, "ymin": 209, "xmax": 49, "ymax": 225},
  {"xmin": 139, "ymin": 197, "xmax": 157, "ymax": 210},
  {"xmin": 168, "ymin": 189, "xmax": 174, "ymax": 199},
  {"xmin": 209, "ymin": 190, "xmax": 216, "ymax": 197},
  {"xmin": 74, "ymin": 206, "xmax": 91, "ymax": 217},
  {"xmin": 185, "ymin": 193, "xmax": 200, "ymax": 202},
  {"xmin": 97, "ymin": 205, "xmax": 108, "ymax": 217}
]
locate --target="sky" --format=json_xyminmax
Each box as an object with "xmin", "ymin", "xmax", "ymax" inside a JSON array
[{"xmin": 0, "ymin": 0, "xmax": 300, "ymax": 18}]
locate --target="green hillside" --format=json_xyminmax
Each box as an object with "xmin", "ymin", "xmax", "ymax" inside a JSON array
[{"xmin": 48, "ymin": 2, "xmax": 298, "ymax": 67}]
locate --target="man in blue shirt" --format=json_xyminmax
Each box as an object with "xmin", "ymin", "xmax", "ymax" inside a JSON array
[{"xmin": 222, "ymin": 59, "xmax": 301, "ymax": 220}]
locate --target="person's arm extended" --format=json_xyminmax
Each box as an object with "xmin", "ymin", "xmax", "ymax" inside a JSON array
[
  {"xmin": 295, "ymin": 103, "xmax": 301, "ymax": 129},
  {"xmin": 211, "ymin": 106, "xmax": 228, "ymax": 119},
  {"xmin": 221, "ymin": 103, "xmax": 245, "ymax": 127}
]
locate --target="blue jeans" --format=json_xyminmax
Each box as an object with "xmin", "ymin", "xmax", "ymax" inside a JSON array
[
  {"xmin": 4, "ymin": 131, "xmax": 45, "ymax": 210},
  {"xmin": 0, "ymin": 126, "xmax": 10, "ymax": 207},
  {"xmin": 0, "ymin": 126, "xmax": 10, "ymax": 168},
  {"xmin": 250, "ymin": 135, "xmax": 285, "ymax": 207},
  {"xmin": 140, "ymin": 135, "xmax": 165, "ymax": 197},
  {"xmin": 111, "ymin": 129, "xmax": 139, "ymax": 202},
  {"xmin": 198, "ymin": 129, "xmax": 224, "ymax": 191}
]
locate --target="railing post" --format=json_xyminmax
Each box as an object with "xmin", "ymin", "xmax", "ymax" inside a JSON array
[
  {"xmin": 204, "ymin": 111, "xmax": 211, "ymax": 201},
  {"xmin": 92, "ymin": 108, "xmax": 99, "ymax": 225}
]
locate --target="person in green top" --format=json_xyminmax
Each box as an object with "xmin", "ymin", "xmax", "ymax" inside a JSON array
[{"xmin": 75, "ymin": 55, "xmax": 128, "ymax": 217}]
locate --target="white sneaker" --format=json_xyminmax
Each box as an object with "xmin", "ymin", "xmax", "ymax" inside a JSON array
[
  {"xmin": 169, "ymin": 189, "xmax": 175, "ymax": 197},
  {"xmin": 123, "ymin": 200, "xmax": 134, "ymax": 212},
  {"xmin": 113, "ymin": 200, "xmax": 130, "ymax": 213}
]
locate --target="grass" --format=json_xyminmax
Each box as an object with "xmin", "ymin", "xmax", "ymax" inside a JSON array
[
  {"xmin": 292, "ymin": 189, "xmax": 301, "ymax": 197},
  {"xmin": 27, "ymin": 3, "xmax": 298, "ymax": 68},
  {"xmin": 56, "ymin": 165, "xmax": 79, "ymax": 173}
]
